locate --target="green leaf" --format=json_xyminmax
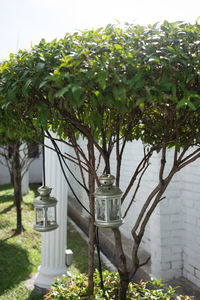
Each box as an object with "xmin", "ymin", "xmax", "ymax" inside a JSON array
[
  {"xmin": 72, "ymin": 85, "xmax": 83, "ymax": 104},
  {"xmin": 22, "ymin": 79, "xmax": 31, "ymax": 97},
  {"xmin": 176, "ymin": 99, "xmax": 186, "ymax": 109},
  {"xmin": 9, "ymin": 53, "xmax": 14, "ymax": 60},
  {"xmin": 98, "ymin": 75, "xmax": 106, "ymax": 90},
  {"xmin": 36, "ymin": 62, "xmax": 45, "ymax": 70},
  {"xmin": 39, "ymin": 81, "xmax": 47, "ymax": 89},
  {"xmin": 114, "ymin": 44, "xmax": 123, "ymax": 50},
  {"xmin": 167, "ymin": 46, "xmax": 175, "ymax": 52},
  {"xmin": 39, "ymin": 109, "xmax": 48, "ymax": 129},
  {"xmin": 55, "ymin": 86, "xmax": 70, "ymax": 98},
  {"xmin": 187, "ymin": 101, "xmax": 196, "ymax": 111}
]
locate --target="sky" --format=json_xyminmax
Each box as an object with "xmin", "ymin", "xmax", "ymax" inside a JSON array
[{"xmin": 0, "ymin": 0, "xmax": 199, "ymax": 60}]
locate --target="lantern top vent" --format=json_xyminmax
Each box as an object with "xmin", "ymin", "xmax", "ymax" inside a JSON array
[
  {"xmin": 38, "ymin": 185, "xmax": 52, "ymax": 197},
  {"xmin": 99, "ymin": 174, "xmax": 115, "ymax": 186},
  {"xmin": 94, "ymin": 174, "xmax": 123, "ymax": 198},
  {"xmin": 34, "ymin": 186, "xmax": 57, "ymax": 207}
]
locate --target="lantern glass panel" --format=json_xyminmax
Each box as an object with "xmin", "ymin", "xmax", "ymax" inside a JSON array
[
  {"xmin": 36, "ymin": 208, "xmax": 44, "ymax": 225},
  {"xmin": 96, "ymin": 198, "xmax": 105, "ymax": 221},
  {"xmin": 109, "ymin": 198, "xmax": 120, "ymax": 221},
  {"xmin": 47, "ymin": 206, "xmax": 56, "ymax": 224}
]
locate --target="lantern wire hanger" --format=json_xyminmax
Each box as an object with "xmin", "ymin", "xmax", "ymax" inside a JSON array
[
  {"xmin": 33, "ymin": 128, "xmax": 58, "ymax": 232},
  {"xmin": 45, "ymin": 130, "xmax": 105, "ymax": 295},
  {"xmin": 41, "ymin": 127, "xmax": 46, "ymax": 186}
]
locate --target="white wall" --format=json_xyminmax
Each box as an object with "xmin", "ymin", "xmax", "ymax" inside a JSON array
[
  {"xmin": 0, "ymin": 162, "xmax": 10, "ymax": 185},
  {"xmin": 29, "ymin": 155, "xmax": 42, "ymax": 183},
  {"xmin": 0, "ymin": 150, "xmax": 42, "ymax": 185},
  {"xmin": 67, "ymin": 138, "xmax": 200, "ymax": 287},
  {"xmin": 182, "ymin": 160, "xmax": 200, "ymax": 286}
]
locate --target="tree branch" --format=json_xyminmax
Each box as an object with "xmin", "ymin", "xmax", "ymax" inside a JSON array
[
  {"xmin": 122, "ymin": 148, "xmax": 153, "ymax": 203},
  {"xmin": 123, "ymin": 163, "xmax": 149, "ymax": 219}
]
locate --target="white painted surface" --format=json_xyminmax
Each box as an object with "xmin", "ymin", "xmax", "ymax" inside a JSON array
[
  {"xmin": 34, "ymin": 136, "xmax": 68, "ymax": 289},
  {"xmin": 0, "ymin": 162, "xmax": 10, "ymax": 185},
  {"xmin": 22, "ymin": 170, "xmax": 29, "ymax": 195},
  {"xmin": 0, "ymin": 147, "xmax": 42, "ymax": 185},
  {"xmin": 29, "ymin": 154, "xmax": 42, "ymax": 183}
]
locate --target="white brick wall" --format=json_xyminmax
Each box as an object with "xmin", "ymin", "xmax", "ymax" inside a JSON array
[
  {"xmin": 182, "ymin": 158, "xmax": 200, "ymax": 287},
  {"xmin": 66, "ymin": 138, "xmax": 200, "ymax": 288}
]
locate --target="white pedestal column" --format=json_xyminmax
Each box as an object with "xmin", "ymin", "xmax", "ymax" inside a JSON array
[
  {"xmin": 34, "ymin": 137, "xmax": 68, "ymax": 289},
  {"xmin": 22, "ymin": 170, "xmax": 29, "ymax": 195}
]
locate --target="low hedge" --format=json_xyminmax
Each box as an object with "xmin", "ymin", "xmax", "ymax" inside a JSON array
[{"xmin": 44, "ymin": 270, "xmax": 192, "ymax": 299}]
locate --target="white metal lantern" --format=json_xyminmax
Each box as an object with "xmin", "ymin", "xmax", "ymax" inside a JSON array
[
  {"xmin": 33, "ymin": 186, "xmax": 58, "ymax": 232},
  {"xmin": 94, "ymin": 174, "xmax": 123, "ymax": 228}
]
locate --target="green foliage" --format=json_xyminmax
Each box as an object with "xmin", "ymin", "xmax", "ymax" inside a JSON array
[
  {"xmin": 0, "ymin": 21, "xmax": 199, "ymax": 149},
  {"xmin": 44, "ymin": 270, "xmax": 192, "ymax": 299}
]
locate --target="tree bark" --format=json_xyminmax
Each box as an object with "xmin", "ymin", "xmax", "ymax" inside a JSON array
[
  {"xmin": 113, "ymin": 228, "xmax": 130, "ymax": 299},
  {"xmin": 119, "ymin": 271, "xmax": 129, "ymax": 300},
  {"xmin": 87, "ymin": 141, "xmax": 95, "ymax": 295},
  {"xmin": 13, "ymin": 142, "xmax": 23, "ymax": 234}
]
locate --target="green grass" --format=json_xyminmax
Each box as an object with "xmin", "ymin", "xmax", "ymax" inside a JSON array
[
  {"xmin": 67, "ymin": 221, "xmax": 103, "ymax": 275},
  {"xmin": 0, "ymin": 183, "xmax": 42, "ymax": 300},
  {"xmin": 0, "ymin": 183, "xmax": 106, "ymax": 300}
]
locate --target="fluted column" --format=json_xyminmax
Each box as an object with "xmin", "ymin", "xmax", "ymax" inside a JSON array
[{"xmin": 34, "ymin": 136, "xmax": 68, "ymax": 289}]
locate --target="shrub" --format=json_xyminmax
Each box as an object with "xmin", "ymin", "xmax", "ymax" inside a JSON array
[{"xmin": 44, "ymin": 270, "xmax": 193, "ymax": 299}]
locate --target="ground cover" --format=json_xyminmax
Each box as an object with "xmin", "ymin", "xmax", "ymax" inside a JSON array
[{"xmin": 0, "ymin": 183, "xmax": 103, "ymax": 300}]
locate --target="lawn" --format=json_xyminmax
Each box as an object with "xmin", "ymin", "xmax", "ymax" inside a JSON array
[{"xmin": 0, "ymin": 183, "xmax": 102, "ymax": 300}]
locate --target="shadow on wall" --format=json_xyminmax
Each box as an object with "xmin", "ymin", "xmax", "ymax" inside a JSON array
[{"xmin": 0, "ymin": 240, "xmax": 31, "ymax": 295}]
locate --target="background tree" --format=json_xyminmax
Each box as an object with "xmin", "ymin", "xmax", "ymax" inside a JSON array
[
  {"xmin": 0, "ymin": 20, "xmax": 200, "ymax": 298},
  {"xmin": 0, "ymin": 115, "xmax": 40, "ymax": 234}
]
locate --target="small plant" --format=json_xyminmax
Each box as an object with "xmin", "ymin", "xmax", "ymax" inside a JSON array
[{"xmin": 44, "ymin": 270, "xmax": 193, "ymax": 299}]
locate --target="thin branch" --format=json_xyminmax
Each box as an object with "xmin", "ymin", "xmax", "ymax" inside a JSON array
[
  {"xmin": 159, "ymin": 143, "xmax": 166, "ymax": 184},
  {"xmin": 63, "ymin": 153, "xmax": 89, "ymax": 173},
  {"xmin": 138, "ymin": 256, "xmax": 151, "ymax": 268},
  {"xmin": 122, "ymin": 148, "xmax": 154, "ymax": 203},
  {"xmin": 131, "ymin": 183, "xmax": 161, "ymax": 235},
  {"xmin": 95, "ymin": 153, "xmax": 102, "ymax": 173},
  {"xmin": 123, "ymin": 163, "xmax": 149, "ymax": 219},
  {"xmin": 176, "ymin": 133, "xmax": 196, "ymax": 164},
  {"xmin": 71, "ymin": 133, "xmax": 88, "ymax": 192},
  {"xmin": 179, "ymin": 147, "xmax": 200, "ymax": 166},
  {"xmin": 178, "ymin": 150, "xmax": 200, "ymax": 171},
  {"xmin": 64, "ymin": 152, "xmax": 88, "ymax": 168},
  {"xmin": 44, "ymin": 134, "xmax": 75, "ymax": 148},
  {"xmin": 173, "ymin": 146, "xmax": 178, "ymax": 167}
]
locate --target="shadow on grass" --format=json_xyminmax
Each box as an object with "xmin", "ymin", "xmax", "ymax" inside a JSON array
[
  {"xmin": 29, "ymin": 183, "xmax": 41, "ymax": 196},
  {"xmin": 0, "ymin": 240, "xmax": 31, "ymax": 296},
  {"xmin": 0, "ymin": 194, "xmax": 14, "ymax": 204},
  {"xmin": 0, "ymin": 204, "xmax": 14, "ymax": 215},
  {"xmin": 27, "ymin": 290, "xmax": 45, "ymax": 300}
]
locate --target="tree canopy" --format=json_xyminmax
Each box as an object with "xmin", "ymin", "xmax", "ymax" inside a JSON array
[{"xmin": 0, "ymin": 21, "xmax": 199, "ymax": 153}]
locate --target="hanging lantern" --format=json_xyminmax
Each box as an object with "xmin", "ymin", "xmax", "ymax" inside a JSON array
[
  {"xmin": 94, "ymin": 174, "xmax": 123, "ymax": 228},
  {"xmin": 33, "ymin": 186, "xmax": 58, "ymax": 232}
]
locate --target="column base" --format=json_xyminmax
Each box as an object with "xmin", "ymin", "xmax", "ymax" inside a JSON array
[{"xmin": 34, "ymin": 265, "xmax": 68, "ymax": 290}]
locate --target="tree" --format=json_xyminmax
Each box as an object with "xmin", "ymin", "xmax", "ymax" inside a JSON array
[
  {"xmin": 0, "ymin": 20, "xmax": 200, "ymax": 298},
  {"xmin": 0, "ymin": 115, "xmax": 40, "ymax": 234}
]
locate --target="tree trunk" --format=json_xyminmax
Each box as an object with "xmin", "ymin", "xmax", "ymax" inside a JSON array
[
  {"xmin": 10, "ymin": 168, "xmax": 14, "ymax": 186},
  {"xmin": 87, "ymin": 141, "xmax": 95, "ymax": 295},
  {"xmin": 13, "ymin": 142, "xmax": 23, "ymax": 234},
  {"xmin": 119, "ymin": 271, "xmax": 129, "ymax": 300},
  {"xmin": 113, "ymin": 228, "xmax": 130, "ymax": 299}
]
